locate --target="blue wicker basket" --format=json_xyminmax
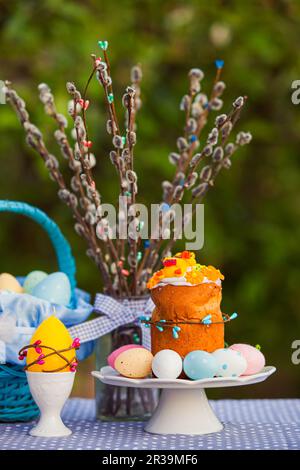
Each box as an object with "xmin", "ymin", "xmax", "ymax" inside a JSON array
[
  {"xmin": 0, "ymin": 364, "xmax": 39, "ymax": 422},
  {"xmin": 0, "ymin": 200, "xmax": 90, "ymax": 422}
]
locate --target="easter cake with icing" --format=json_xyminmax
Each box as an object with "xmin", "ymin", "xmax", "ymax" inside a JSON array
[{"xmin": 147, "ymin": 251, "xmax": 225, "ymax": 357}]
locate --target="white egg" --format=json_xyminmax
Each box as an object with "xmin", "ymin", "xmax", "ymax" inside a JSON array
[
  {"xmin": 212, "ymin": 348, "xmax": 247, "ymax": 378},
  {"xmin": 152, "ymin": 349, "xmax": 182, "ymax": 379}
]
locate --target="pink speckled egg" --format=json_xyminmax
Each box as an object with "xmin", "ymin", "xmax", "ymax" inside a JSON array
[
  {"xmin": 108, "ymin": 345, "xmax": 153, "ymax": 378},
  {"xmin": 114, "ymin": 348, "xmax": 153, "ymax": 378},
  {"xmin": 229, "ymin": 344, "xmax": 266, "ymax": 375},
  {"xmin": 107, "ymin": 344, "xmax": 143, "ymax": 369}
]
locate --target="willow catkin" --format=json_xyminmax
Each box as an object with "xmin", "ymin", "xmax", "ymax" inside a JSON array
[
  {"xmin": 195, "ymin": 92, "xmax": 208, "ymax": 105},
  {"xmin": 225, "ymin": 143, "xmax": 235, "ymax": 156},
  {"xmin": 122, "ymin": 93, "xmax": 131, "ymax": 108},
  {"xmin": 233, "ymin": 96, "xmax": 244, "ymax": 109},
  {"xmin": 192, "ymin": 182, "xmax": 209, "ymax": 198},
  {"xmin": 127, "ymin": 131, "xmax": 137, "ymax": 146},
  {"xmin": 68, "ymin": 100, "xmax": 82, "ymax": 116},
  {"xmin": 202, "ymin": 144, "xmax": 213, "ymax": 157},
  {"xmin": 185, "ymin": 172, "xmax": 198, "ymax": 188},
  {"xmin": 190, "ymin": 152, "xmax": 203, "ymax": 167},
  {"xmin": 71, "ymin": 176, "xmax": 81, "ymax": 192},
  {"xmin": 112, "ymin": 135, "xmax": 124, "ymax": 149},
  {"xmin": 236, "ymin": 131, "xmax": 252, "ymax": 145},
  {"xmin": 186, "ymin": 118, "xmax": 197, "ymax": 133},
  {"xmin": 131, "ymin": 65, "xmax": 142, "ymax": 82},
  {"xmin": 189, "ymin": 68, "xmax": 204, "ymax": 81},
  {"xmin": 191, "ymin": 102, "xmax": 203, "ymax": 118},
  {"xmin": 168, "ymin": 152, "xmax": 180, "ymax": 165},
  {"xmin": 106, "ymin": 119, "xmax": 117, "ymax": 135},
  {"xmin": 212, "ymin": 146, "xmax": 224, "ymax": 162},
  {"xmin": 54, "ymin": 130, "xmax": 66, "ymax": 144},
  {"xmin": 215, "ymin": 114, "xmax": 227, "ymax": 128},
  {"xmin": 207, "ymin": 127, "xmax": 219, "ymax": 145},
  {"xmin": 74, "ymin": 223, "xmax": 85, "ymax": 237},
  {"xmin": 66, "ymin": 82, "xmax": 76, "ymax": 94},
  {"xmin": 177, "ymin": 137, "xmax": 189, "ymax": 152},
  {"xmin": 24, "ymin": 122, "xmax": 42, "ymax": 139},
  {"xmin": 180, "ymin": 94, "xmax": 191, "ymax": 111},
  {"xmin": 200, "ymin": 165, "xmax": 212, "ymax": 182},
  {"xmin": 213, "ymin": 81, "xmax": 226, "ymax": 96},
  {"xmin": 109, "ymin": 150, "xmax": 118, "ymax": 167},
  {"xmin": 173, "ymin": 185, "xmax": 184, "ymax": 201},
  {"xmin": 210, "ymin": 97, "xmax": 223, "ymax": 111},
  {"xmin": 173, "ymin": 172, "xmax": 185, "ymax": 186},
  {"xmin": 162, "ymin": 180, "xmax": 173, "ymax": 191},
  {"xmin": 45, "ymin": 155, "xmax": 59, "ymax": 170},
  {"xmin": 126, "ymin": 170, "xmax": 137, "ymax": 184},
  {"xmin": 222, "ymin": 158, "xmax": 232, "ymax": 169},
  {"xmin": 221, "ymin": 121, "xmax": 233, "ymax": 139}
]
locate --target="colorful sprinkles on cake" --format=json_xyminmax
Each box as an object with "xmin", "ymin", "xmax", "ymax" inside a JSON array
[{"xmin": 146, "ymin": 251, "xmax": 224, "ymax": 289}]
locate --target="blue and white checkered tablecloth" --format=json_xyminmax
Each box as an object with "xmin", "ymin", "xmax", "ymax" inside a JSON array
[{"xmin": 0, "ymin": 399, "xmax": 299, "ymax": 450}]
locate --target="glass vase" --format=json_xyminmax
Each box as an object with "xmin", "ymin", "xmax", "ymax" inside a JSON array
[{"xmin": 95, "ymin": 298, "xmax": 158, "ymax": 421}]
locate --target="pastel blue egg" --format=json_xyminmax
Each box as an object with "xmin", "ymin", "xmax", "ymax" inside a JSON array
[
  {"xmin": 31, "ymin": 272, "xmax": 71, "ymax": 306},
  {"xmin": 23, "ymin": 270, "xmax": 48, "ymax": 294},
  {"xmin": 183, "ymin": 350, "xmax": 218, "ymax": 380}
]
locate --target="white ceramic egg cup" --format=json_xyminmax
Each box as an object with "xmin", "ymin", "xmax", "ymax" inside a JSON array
[
  {"xmin": 92, "ymin": 366, "xmax": 276, "ymax": 436},
  {"xmin": 26, "ymin": 371, "xmax": 75, "ymax": 437}
]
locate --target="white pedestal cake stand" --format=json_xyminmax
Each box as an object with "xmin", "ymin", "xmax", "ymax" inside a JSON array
[{"xmin": 92, "ymin": 366, "xmax": 276, "ymax": 436}]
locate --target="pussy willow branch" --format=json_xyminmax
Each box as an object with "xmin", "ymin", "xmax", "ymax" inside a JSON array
[
  {"xmin": 148, "ymin": 97, "xmax": 249, "ymax": 274},
  {"xmin": 94, "ymin": 56, "xmax": 132, "ymax": 296},
  {"xmin": 138, "ymin": 67, "xmax": 224, "ymax": 276},
  {"xmin": 38, "ymin": 82, "xmax": 108, "ymax": 274},
  {"xmin": 86, "ymin": 71, "xmax": 129, "ymax": 298},
  {"xmin": 95, "ymin": 54, "xmax": 127, "ymax": 274},
  {"xmin": 103, "ymin": 50, "xmax": 120, "ymax": 133},
  {"xmin": 38, "ymin": 83, "xmax": 90, "ymax": 219},
  {"xmin": 94, "ymin": 57, "xmax": 143, "ymax": 296},
  {"xmin": 5, "ymin": 51, "xmax": 252, "ymax": 297},
  {"xmin": 5, "ymin": 82, "xmax": 115, "ymax": 295},
  {"xmin": 78, "ymin": 66, "xmax": 130, "ymax": 297},
  {"xmin": 126, "ymin": 90, "xmax": 138, "ymax": 295},
  {"xmin": 154, "ymin": 101, "xmax": 250, "ymax": 269},
  {"xmin": 121, "ymin": 66, "xmax": 143, "ymax": 294},
  {"xmin": 68, "ymin": 85, "xmax": 119, "ymax": 295},
  {"xmin": 68, "ymin": 70, "xmax": 130, "ymax": 298},
  {"xmin": 181, "ymin": 68, "xmax": 224, "ymax": 174},
  {"xmin": 148, "ymin": 94, "xmax": 244, "ymax": 278}
]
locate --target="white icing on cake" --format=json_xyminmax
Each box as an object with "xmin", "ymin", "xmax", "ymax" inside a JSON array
[{"xmin": 152, "ymin": 276, "xmax": 222, "ymax": 289}]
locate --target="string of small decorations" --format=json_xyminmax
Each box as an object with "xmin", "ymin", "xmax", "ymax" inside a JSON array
[
  {"xmin": 18, "ymin": 337, "xmax": 80, "ymax": 373},
  {"xmin": 139, "ymin": 313, "xmax": 238, "ymax": 339}
]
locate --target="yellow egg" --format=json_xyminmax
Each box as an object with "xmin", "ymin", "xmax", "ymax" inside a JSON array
[
  {"xmin": 0, "ymin": 273, "xmax": 23, "ymax": 293},
  {"xmin": 26, "ymin": 316, "xmax": 76, "ymax": 373}
]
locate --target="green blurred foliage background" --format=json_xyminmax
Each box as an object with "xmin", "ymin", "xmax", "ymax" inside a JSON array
[{"xmin": 0, "ymin": 0, "xmax": 299, "ymax": 398}]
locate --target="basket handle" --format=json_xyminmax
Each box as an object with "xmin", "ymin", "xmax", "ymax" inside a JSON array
[{"xmin": 0, "ymin": 200, "xmax": 76, "ymax": 296}]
